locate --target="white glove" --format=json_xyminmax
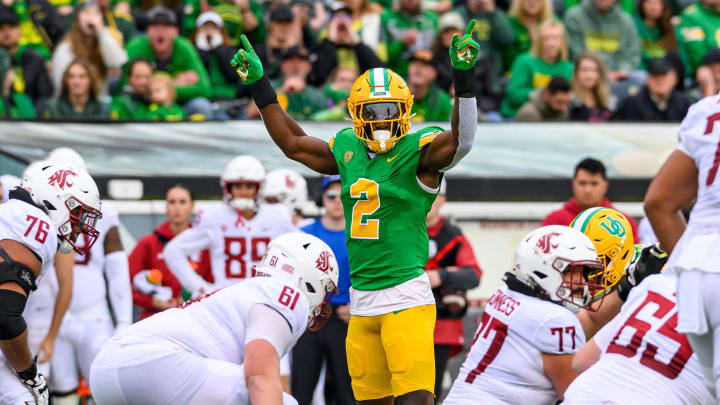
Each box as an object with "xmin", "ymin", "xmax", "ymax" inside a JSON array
[{"xmin": 17, "ymin": 357, "xmax": 49, "ymax": 405}]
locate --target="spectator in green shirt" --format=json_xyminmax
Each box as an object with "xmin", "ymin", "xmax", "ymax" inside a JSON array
[
  {"xmin": 407, "ymin": 49, "xmax": 452, "ymax": 121},
  {"xmin": 97, "ymin": 0, "xmax": 135, "ymax": 45},
  {"xmin": 246, "ymin": 46, "xmax": 327, "ymax": 120},
  {"xmin": 148, "ymin": 72, "xmax": 185, "ymax": 120},
  {"xmin": 507, "ymin": 0, "xmax": 555, "ymax": 69},
  {"xmin": 41, "ymin": 59, "xmax": 110, "ymax": 119},
  {"xmin": 678, "ymin": 0, "xmax": 720, "ymax": 75},
  {"xmin": 501, "ymin": 20, "xmax": 573, "ymax": 117},
  {"xmin": 453, "ymin": 0, "xmax": 515, "ymax": 74},
  {"xmin": 120, "ymin": 6, "xmax": 212, "ymax": 118},
  {"xmin": 0, "ymin": 48, "xmax": 35, "ymax": 118},
  {"xmin": 634, "ymin": 0, "xmax": 677, "ymax": 69},
  {"xmin": 381, "ymin": 0, "xmax": 439, "ymax": 77},
  {"xmin": 191, "ymin": 11, "xmax": 240, "ymax": 118},
  {"xmin": 564, "ymin": 0, "xmax": 642, "ymax": 83},
  {"xmin": 111, "ymin": 57, "xmax": 153, "ymax": 119}
]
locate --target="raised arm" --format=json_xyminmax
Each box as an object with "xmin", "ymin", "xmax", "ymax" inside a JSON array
[
  {"xmin": 419, "ymin": 20, "xmax": 478, "ymax": 174},
  {"xmin": 232, "ymin": 35, "xmax": 338, "ymax": 175}
]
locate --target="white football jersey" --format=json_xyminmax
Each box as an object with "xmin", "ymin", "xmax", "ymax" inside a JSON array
[
  {"xmin": 68, "ymin": 201, "xmax": 120, "ymax": 316},
  {"xmin": 444, "ymin": 287, "xmax": 585, "ymax": 405},
  {"xmin": 168, "ymin": 203, "xmax": 296, "ymax": 289},
  {"xmin": 0, "ymin": 198, "xmax": 58, "ymax": 281},
  {"xmin": 106, "ymin": 276, "xmax": 308, "ymax": 367},
  {"xmin": 677, "ymin": 94, "xmax": 720, "ymax": 228},
  {"xmin": 563, "ymin": 275, "xmax": 713, "ymax": 405}
]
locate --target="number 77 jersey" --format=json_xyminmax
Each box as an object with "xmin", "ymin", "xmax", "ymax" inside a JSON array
[
  {"xmin": 443, "ymin": 287, "xmax": 585, "ymax": 405},
  {"xmin": 563, "ymin": 274, "xmax": 713, "ymax": 405}
]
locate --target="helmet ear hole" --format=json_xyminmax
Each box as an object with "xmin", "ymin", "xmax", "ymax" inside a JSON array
[
  {"xmin": 305, "ymin": 282, "xmax": 316, "ymax": 293},
  {"xmin": 533, "ymin": 271, "xmax": 547, "ymax": 279}
]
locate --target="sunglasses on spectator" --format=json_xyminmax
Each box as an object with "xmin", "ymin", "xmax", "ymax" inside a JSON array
[{"xmin": 324, "ymin": 191, "xmax": 341, "ymax": 200}]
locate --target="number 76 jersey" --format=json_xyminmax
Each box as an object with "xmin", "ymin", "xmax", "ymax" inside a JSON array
[
  {"xmin": 563, "ymin": 275, "xmax": 713, "ymax": 405},
  {"xmin": 444, "ymin": 287, "xmax": 585, "ymax": 405}
]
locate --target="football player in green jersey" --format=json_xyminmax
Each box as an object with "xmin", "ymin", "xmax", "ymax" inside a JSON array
[{"xmin": 231, "ymin": 20, "xmax": 479, "ymax": 405}]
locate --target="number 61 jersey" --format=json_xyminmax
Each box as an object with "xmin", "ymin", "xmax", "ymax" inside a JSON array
[
  {"xmin": 563, "ymin": 275, "xmax": 713, "ymax": 405},
  {"xmin": 444, "ymin": 287, "xmax": 585, "ymax": 405}
]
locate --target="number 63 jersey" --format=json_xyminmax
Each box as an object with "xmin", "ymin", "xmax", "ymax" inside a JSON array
[
  {"xmin": 563, "ymin": 275, "xmax": 713, "ymax": 405},
  {"xmin": 444, "ymin": 287, "xmax": 585, "ymax": 405}
]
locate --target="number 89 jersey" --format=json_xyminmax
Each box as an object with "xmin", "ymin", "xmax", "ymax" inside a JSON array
[
  {"xmin": 444, "ymin": 287, "xmax": 585, "ymax": 405},
  {"xmin": 563, "ymin": 275, "xmax": 713, "ymax": 405},
  {"xmin": 329, "ymin": 126, "xmax": 441, "ymax": 291}
]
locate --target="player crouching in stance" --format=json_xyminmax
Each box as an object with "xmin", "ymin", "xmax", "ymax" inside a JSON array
[
  {"xmin": 0, "ymin": 162, "xmax": 102, "ymax": 405},
  {"xmin": 89, "ymin": 232, "xmax": 339, "ymax": 405},
  {"xmin": 443, "ymin": 226, "xmax": 604, "ymax": 405}
]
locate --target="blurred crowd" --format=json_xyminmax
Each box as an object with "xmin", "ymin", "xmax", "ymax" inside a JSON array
[{"xmin": 0, "ymin": 0, "xmax": 717, "ymax": 122}]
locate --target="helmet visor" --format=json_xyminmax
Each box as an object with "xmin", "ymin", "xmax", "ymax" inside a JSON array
[{"xmin": 360, "ymin": 102, "xmax": 401, "ymax": 122}]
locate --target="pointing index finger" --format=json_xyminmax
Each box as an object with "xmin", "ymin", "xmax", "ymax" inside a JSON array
[
  {"xmin": 241, "ymin": 34, "xmax": 253, "ymax": 53},
  {"xmin": 465, "ymin": 19, "xmax": 476, "ymax": 36}
]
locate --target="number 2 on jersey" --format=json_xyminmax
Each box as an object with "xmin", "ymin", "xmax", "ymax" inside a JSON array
[{"xmin": 350, "ymin": 178, "xmax": 380, "ymax": 239}]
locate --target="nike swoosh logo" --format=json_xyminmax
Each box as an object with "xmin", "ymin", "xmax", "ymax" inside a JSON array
[
  {"xmin": 393, "ymin": 309, "xmax": 408, "ymax": 314},
  {"xmin": 387, "ymin": 154, "xmax": 400, "ymax": 163}
]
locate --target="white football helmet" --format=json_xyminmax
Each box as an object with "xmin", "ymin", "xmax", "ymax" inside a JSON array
[
  {"xmin": 47, "ymin": 147, "xmax": 87, "ymax": 171},
  {"xmin": 264, "ymin": 169, "xmax": 308, "ymax": 213},
  {"xmin": 21, "ymin": 161, "xmax": 102, "ymax": 255},
  {"xmin": 510, "ymin": 225, "xmax": 604, "ymax": 312},
  {"xmin": 255, "ymin": 232, "xmax": 339, "ymax": 331},
  {"xmin": 221, "ymin": 155, "xmax": 266, "ymax": 212}
]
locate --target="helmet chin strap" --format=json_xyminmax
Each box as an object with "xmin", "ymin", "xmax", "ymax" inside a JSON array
[{"xmin": 229, "ymin": 198, "xmax": 256, "ymax": 212}]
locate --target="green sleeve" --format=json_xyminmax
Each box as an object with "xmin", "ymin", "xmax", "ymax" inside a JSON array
[
  {"xmin": 436, "ymin": 91, "xmax": 452, "ymax": 121},
  {"xmin": 244, "ymin": 0, "xmax": 266, "ymax": 44},
  {"xmin": 503, "ymin": 54, "xmax": 534, "ymax": 113},
  {"xmin": 381, "ymin": 11, "xmax": 405, "ymax": 64},
  {"xmin": 678, "ymin": 10, "xmax": 709, "ymax": 73},
  {"xmin": 616, "ymin": 15, "xmax": 641, "ymax": 71},
  {"xmin": 563, "ymin": 0, "xmax": 579, "ymax": 13},
  {"xmin": 9, "ymin": 92, "xmax": 35, "ymax": 118},
  {"xmin": 110, "ymin": 96, "xmax": 130, "ymax": 120},
  {"xmin": 173, "ymin": 38, "xmax": 211, "ymax": 101},
  {"xmin": 619, "ymin": 0, "xmax": 634, "ymax": 14},
  {"xmin": 563, "ymin": 7, "xmax": 586, "ymax": 60}
]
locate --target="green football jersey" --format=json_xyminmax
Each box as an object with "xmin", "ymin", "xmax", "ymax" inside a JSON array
[{"xmin": 329, "ymin": 126, "xmax": 443, "ymax": 291}]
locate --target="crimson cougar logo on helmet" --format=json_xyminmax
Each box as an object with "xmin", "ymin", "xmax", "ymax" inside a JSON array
[
  {"xmin": 536, "ymin": 232, "xmax": 561, "ymax": 254},
  {"xmin": 285, "ymin": 174, "xmax": 296, "ymax": 188},
  {"xmin": 48, "ymin": 169, "xmax": 77, "ymax": 189},
  {"xmin": 315, "ymin": 251, "xmax": 334, "ymax": 273}
]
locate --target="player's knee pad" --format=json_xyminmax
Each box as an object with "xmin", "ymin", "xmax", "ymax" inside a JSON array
[
  {"xmin": 345, "ymin": 337, "xmax": 366, "ymax": 380},
  {"xmin": 0, "ymin": 289, "xmax": 27, "ymax": 339},
  {"xmin": 384, "ymin": 332, "xmax": 410, "ymax": 375}
]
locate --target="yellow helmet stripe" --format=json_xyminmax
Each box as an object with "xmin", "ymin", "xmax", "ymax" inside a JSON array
[{"xmin": 571, "ymin": 207, "xmax": 606, "ymax": 233}]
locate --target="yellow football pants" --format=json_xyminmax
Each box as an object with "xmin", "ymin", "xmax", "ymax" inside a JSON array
[{"xmin": 345, "ymin": 304, "xmax": 436, "ymax": 401}]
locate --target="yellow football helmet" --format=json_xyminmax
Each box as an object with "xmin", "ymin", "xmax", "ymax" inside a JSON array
[
  {"xmin": 347, "ymin": 68, "xmax": 413, "ymax": 154},
  {"xmin": 570, "ymin": 207, "xmax": 635, "ymax": 296}
]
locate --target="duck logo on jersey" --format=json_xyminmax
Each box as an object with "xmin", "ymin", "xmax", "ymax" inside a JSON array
[
  {"xmin": 316, "ymin": 251, "xmax": 335, "ymax": 273},
  {"xmin": 48, "ymin": 169, "xmax": 77, "ymax": 189},
  {"xmin": 344, "ymin": 151, "xmax": 353, "ymax": 164},
  {"xmin": 536, "ymin": 232, "xmax": 560, "ymax": 254}
]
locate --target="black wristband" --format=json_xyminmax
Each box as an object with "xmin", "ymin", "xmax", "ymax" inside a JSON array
[
  {"xmin": 246, "ymin": 75, "xmax": 278, "ymax": 108},
  {"xmin": 17, "ymin": 356, "xmax": 37, "ymax": 380},
  {"xmin": 452, "ymin": 68, "xmax": 475, "ymax": 98},
  {"xmin": 617, "ymin": 274, "xmax": 632, "ymax": 302}
]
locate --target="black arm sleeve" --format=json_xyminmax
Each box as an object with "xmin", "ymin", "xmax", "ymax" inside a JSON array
[
  {"xmin": 0, "ymin": 290, "xmax": 28, "ymax": 340},
  {"xmin": 355, "ymin": 42, "xmax": 385, "ymax": 72},
  {"xmin": 439, "ymin": 266, "xmax": 480, "ymax": 291}
]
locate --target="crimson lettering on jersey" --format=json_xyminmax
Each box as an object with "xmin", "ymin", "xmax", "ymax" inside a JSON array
[
  {"xmin": 606, "ymin": 291, "xmax": 694, "ymax": 379},
  {"xmin": 486, "ymin": 289, "xmax": 521, "ymax": 317},
  {"xmin": 224, "ymin": 237, "xmax": 271, "ymax": 279}
]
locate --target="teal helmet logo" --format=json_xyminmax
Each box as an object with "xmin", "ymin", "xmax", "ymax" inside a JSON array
[{"xmin": 599, "ymin": 216, "xmax": 626, "ymax": 237}]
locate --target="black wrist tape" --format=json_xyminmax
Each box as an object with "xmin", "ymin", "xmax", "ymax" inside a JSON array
[
  {"xmin": 17, "ymin": 356, "xmax": 37, "ymax": 380},
  {"xmin": 247, "ymin": 76, "xmax": 278, "ymax": 108},
  {"xmin": 617, "ymin": 275, "xmax": 632, "ymax": 302},
  {"xmin": 453, "ymin": 68, "xmax": 475, "ymax": 98}
]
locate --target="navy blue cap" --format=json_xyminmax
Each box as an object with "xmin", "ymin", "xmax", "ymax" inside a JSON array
[{"xmin": 321, "ymin": 175, "xmax": 341, "ymax": 191}]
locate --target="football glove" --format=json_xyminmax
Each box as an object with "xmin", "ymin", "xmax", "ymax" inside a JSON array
[
  {"xmin": 449, "ymin": 19, "xmax": 479, "ymax": 71},
  {"xmin": 231, "ymin": 34, "xmax": 264, "ymax": 85},
  {"xmin": 617, "ymin": 243, "xmax": 668, "ymax": 302},
  {"xmin": 17, "ymin": 356, "xmax": 49, "ymax": 405}
]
